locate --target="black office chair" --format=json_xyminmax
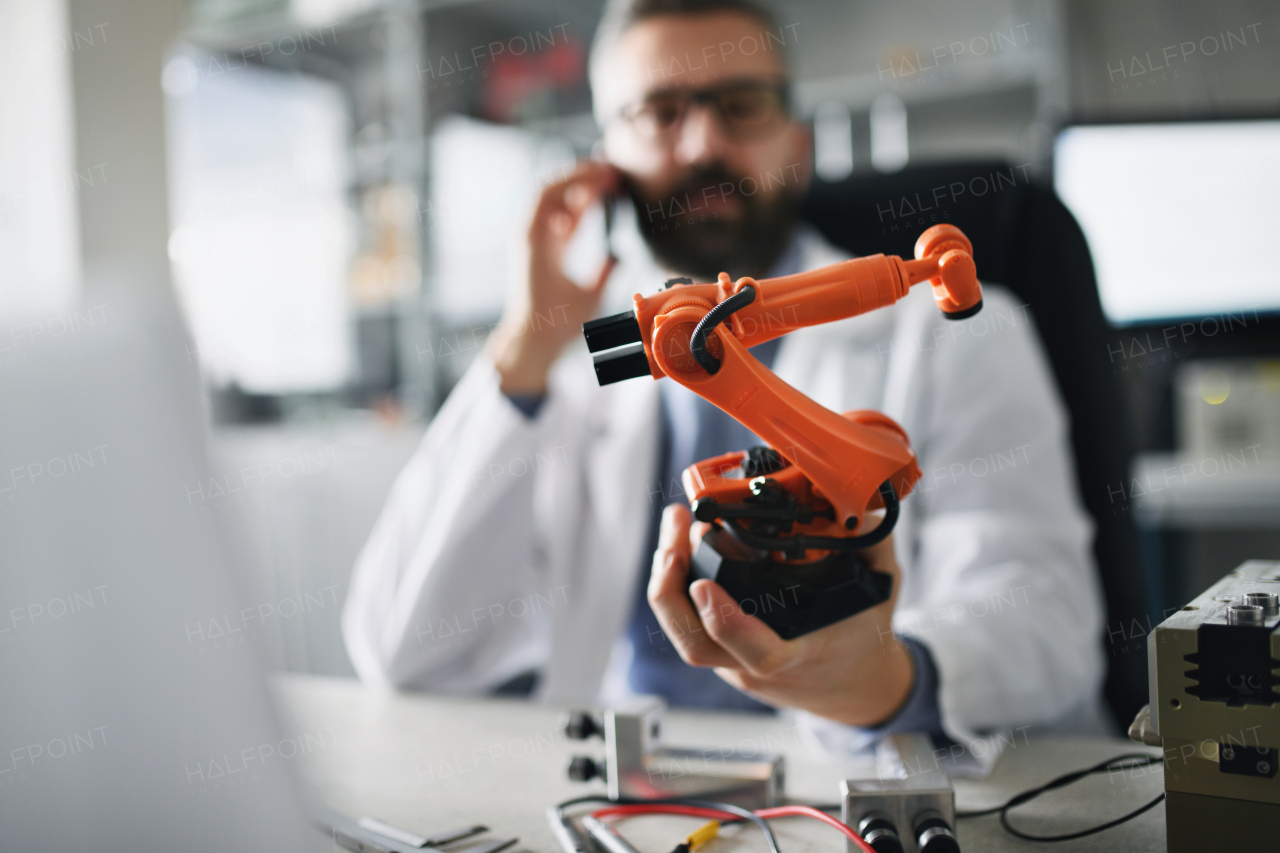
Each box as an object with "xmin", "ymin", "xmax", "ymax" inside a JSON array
[{"xmin": 802, "ymin": 162, "xmax": 1149, "ymax": 730}]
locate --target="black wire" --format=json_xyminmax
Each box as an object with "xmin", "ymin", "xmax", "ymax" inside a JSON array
[
  {"xmin": 555, "ymin": 795, "xmax": 781, "ymax": 853},
  {"xmin": 956, "ymin": 753, "xmax": 1164, "ymax": 842},
  {"xmin": 690, "ymin": 285, "xmax": 756, "ymax": 374},
  {"xmin": 840, "ymin": 480, "xmax": 899, "ymax": 548},
  {"xmin": 724, "ymin": 480, "xmax": 900, "ymax": 556},
  {"xmin": 1001, "ymin": 793, "xmax": 1166, "ymax": 842},
  {"xmin": 956, "ymin": 753, "xmax": 1160, "ymax": 817}
]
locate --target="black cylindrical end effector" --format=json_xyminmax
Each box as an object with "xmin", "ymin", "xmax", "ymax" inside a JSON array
[
  {"xmin": 584, "ymin": 311, "xmax": 642, "ymax": 353},
  {"xmin": 592, "ymin": 343, "xmax": 652, "ymax": 385}
]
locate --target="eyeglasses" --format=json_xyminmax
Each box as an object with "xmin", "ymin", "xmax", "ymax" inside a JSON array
[{"xmin": 615, "ymin": 79, "xmax": 791, "ymax": 142}]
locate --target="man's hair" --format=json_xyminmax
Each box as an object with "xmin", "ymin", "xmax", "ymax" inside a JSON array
[{"xmin": 588, "ymin": 0, "xmax": 790, "ymax": 120}]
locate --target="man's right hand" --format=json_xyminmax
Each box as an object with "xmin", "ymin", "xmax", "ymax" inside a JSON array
[{"xmin": 488, "ymin": 161, "xmax": 621, "ymax": 395}]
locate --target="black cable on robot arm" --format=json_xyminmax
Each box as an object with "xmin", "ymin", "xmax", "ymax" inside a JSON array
[
  {"xmin": 687, "ymin": 288, "xmax": 902, "ymax": 548},
  {"xmin": 690, "ymin": 285, "xmax": 756, "ymax": 375},
  {"xmin": 724, "ymin": 481, "xmax": 900, "ymax": 555},
  {"xmin": 842, "ymin": 481, "xmax": 899, "ymax": 548}
]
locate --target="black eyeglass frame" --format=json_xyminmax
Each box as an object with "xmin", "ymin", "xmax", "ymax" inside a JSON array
[{"xmin": 613, "ymin": 77, "xmax": 794, "ymax": 141}]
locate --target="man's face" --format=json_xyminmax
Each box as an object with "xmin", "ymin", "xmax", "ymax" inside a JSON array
[{"xmin": 599, "ymin": 12, "xmax": 812, "ymax": 281}]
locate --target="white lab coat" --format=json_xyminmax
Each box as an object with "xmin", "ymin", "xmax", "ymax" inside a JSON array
[{"xmin": 342, "ymin": 229, "xmax": 1108, "ymax": 766}]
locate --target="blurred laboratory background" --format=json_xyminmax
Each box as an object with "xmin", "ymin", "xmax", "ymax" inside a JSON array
[{"xmin": 4, "ymin": 0, "xmax": 1278, "ymax": 681}]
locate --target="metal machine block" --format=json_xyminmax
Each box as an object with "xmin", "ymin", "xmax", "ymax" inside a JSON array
[
  {"xmin": 1136, "ymin": 560, "xmax": 1280, "ymax": 853},
  {"xmin": 566, "ymin": 695, "xmax": 784, "ymax": 809},
  {"xmin": 842, "ymin": 734, "xmax": 959, "ymax": 853}
]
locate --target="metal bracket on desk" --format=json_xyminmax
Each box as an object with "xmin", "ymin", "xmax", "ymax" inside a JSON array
[
  {"xmin": 1131, "ymin": 559, "xmax": 1280, "ymax": 853},
  {"xmin": 842, "ymin": 733, "xmax": 960, "ymax": 853},
  {"xmin": 563, "ymin": 695, "xmax": 784, "ymax": 808}
]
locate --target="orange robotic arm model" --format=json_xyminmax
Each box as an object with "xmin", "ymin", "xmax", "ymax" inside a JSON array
[{"xmin": 582, "ymin": 225, "xmax": 981, "ymax": 639}]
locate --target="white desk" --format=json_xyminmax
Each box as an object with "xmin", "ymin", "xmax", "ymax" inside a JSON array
[{"xmin": 276, "ymin": 676, "xmax": 1166, "ymax": 853}]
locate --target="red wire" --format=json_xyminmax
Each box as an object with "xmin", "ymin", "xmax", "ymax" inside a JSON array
[
  {"xmin": 590, "ymin": 804, "xmax": 876, "ymax": 853},
  {"xmin": 758, "ymin": 806, "xmax": 872, "ymax": 851},
  {"xmin": 593, "ymin": 804, "xmax": 729, "ymax": 822}
]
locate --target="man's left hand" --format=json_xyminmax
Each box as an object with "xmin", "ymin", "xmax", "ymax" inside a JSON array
[{"xmin": 647, "ymin": 504, "xmax": 915, "ymax": 727}]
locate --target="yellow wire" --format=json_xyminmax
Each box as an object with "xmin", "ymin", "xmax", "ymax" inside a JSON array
[{"xmin": 686, "ymin": 820, "xmax": 720, "ymax": 850}]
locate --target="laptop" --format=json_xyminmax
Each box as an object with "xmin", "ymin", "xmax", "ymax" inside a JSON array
[{"xmin": 0, "ymin": 292, "xmax": 512, "ymax": 853}]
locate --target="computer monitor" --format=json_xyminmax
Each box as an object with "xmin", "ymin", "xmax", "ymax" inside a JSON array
[
  {"xmin": 0, "ymin": 294, "xmax": 319, "ymax": 849},
  {"xmin": 1053, "ymin": 119, "xmax": 1280, "ymax": 326}
]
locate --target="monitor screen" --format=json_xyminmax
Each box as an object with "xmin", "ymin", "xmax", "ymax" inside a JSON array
[{"xmin": 1054, "ymin": 120, "xmax": 1280, "ymax": 326}]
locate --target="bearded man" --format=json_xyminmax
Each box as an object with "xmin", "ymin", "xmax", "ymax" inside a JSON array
[{"xmin": 343, "ymin": 0, "xmax": 1107, "ymax": 766}]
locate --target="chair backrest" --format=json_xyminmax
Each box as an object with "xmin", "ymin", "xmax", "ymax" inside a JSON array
[{"xmin": 802, "ymin": 163, "xmax": 1149, "ymax": 730}]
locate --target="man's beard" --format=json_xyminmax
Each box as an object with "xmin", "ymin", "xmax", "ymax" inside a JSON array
[{"xmin": 626, "ymin": 165, "xmax": 800, "ymax": 283}]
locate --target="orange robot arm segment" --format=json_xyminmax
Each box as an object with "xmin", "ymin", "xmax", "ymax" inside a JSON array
[
  {"xmin": 629, "ymin": 223, "xmax": 980, "ymax": 376},
  {"xmin": 583, "ymin": 224, "xmax": 979, "ymax": 537}
]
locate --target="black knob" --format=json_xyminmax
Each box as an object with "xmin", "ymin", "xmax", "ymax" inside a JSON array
[
  {"xmin": 857, "ymin": 812, "xmax": 904, "ymax": 853},
  {"xmin": 562, "ymin": 711, "xmax": 603, "ymax": 741},
  {"xmin": 691, "ymin": 498, "xmax": 720, "ymax": 523},
  {"xmin": 913, "ymin": 810, "xmax": 960, "ymax": 853},
  {"xmin": 855, "ymin": 809, "xmax": 906, "ymax": 850},
  {"xmin": 567, "ymin": 755, "xmax": 605, "ymax": 782}
]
